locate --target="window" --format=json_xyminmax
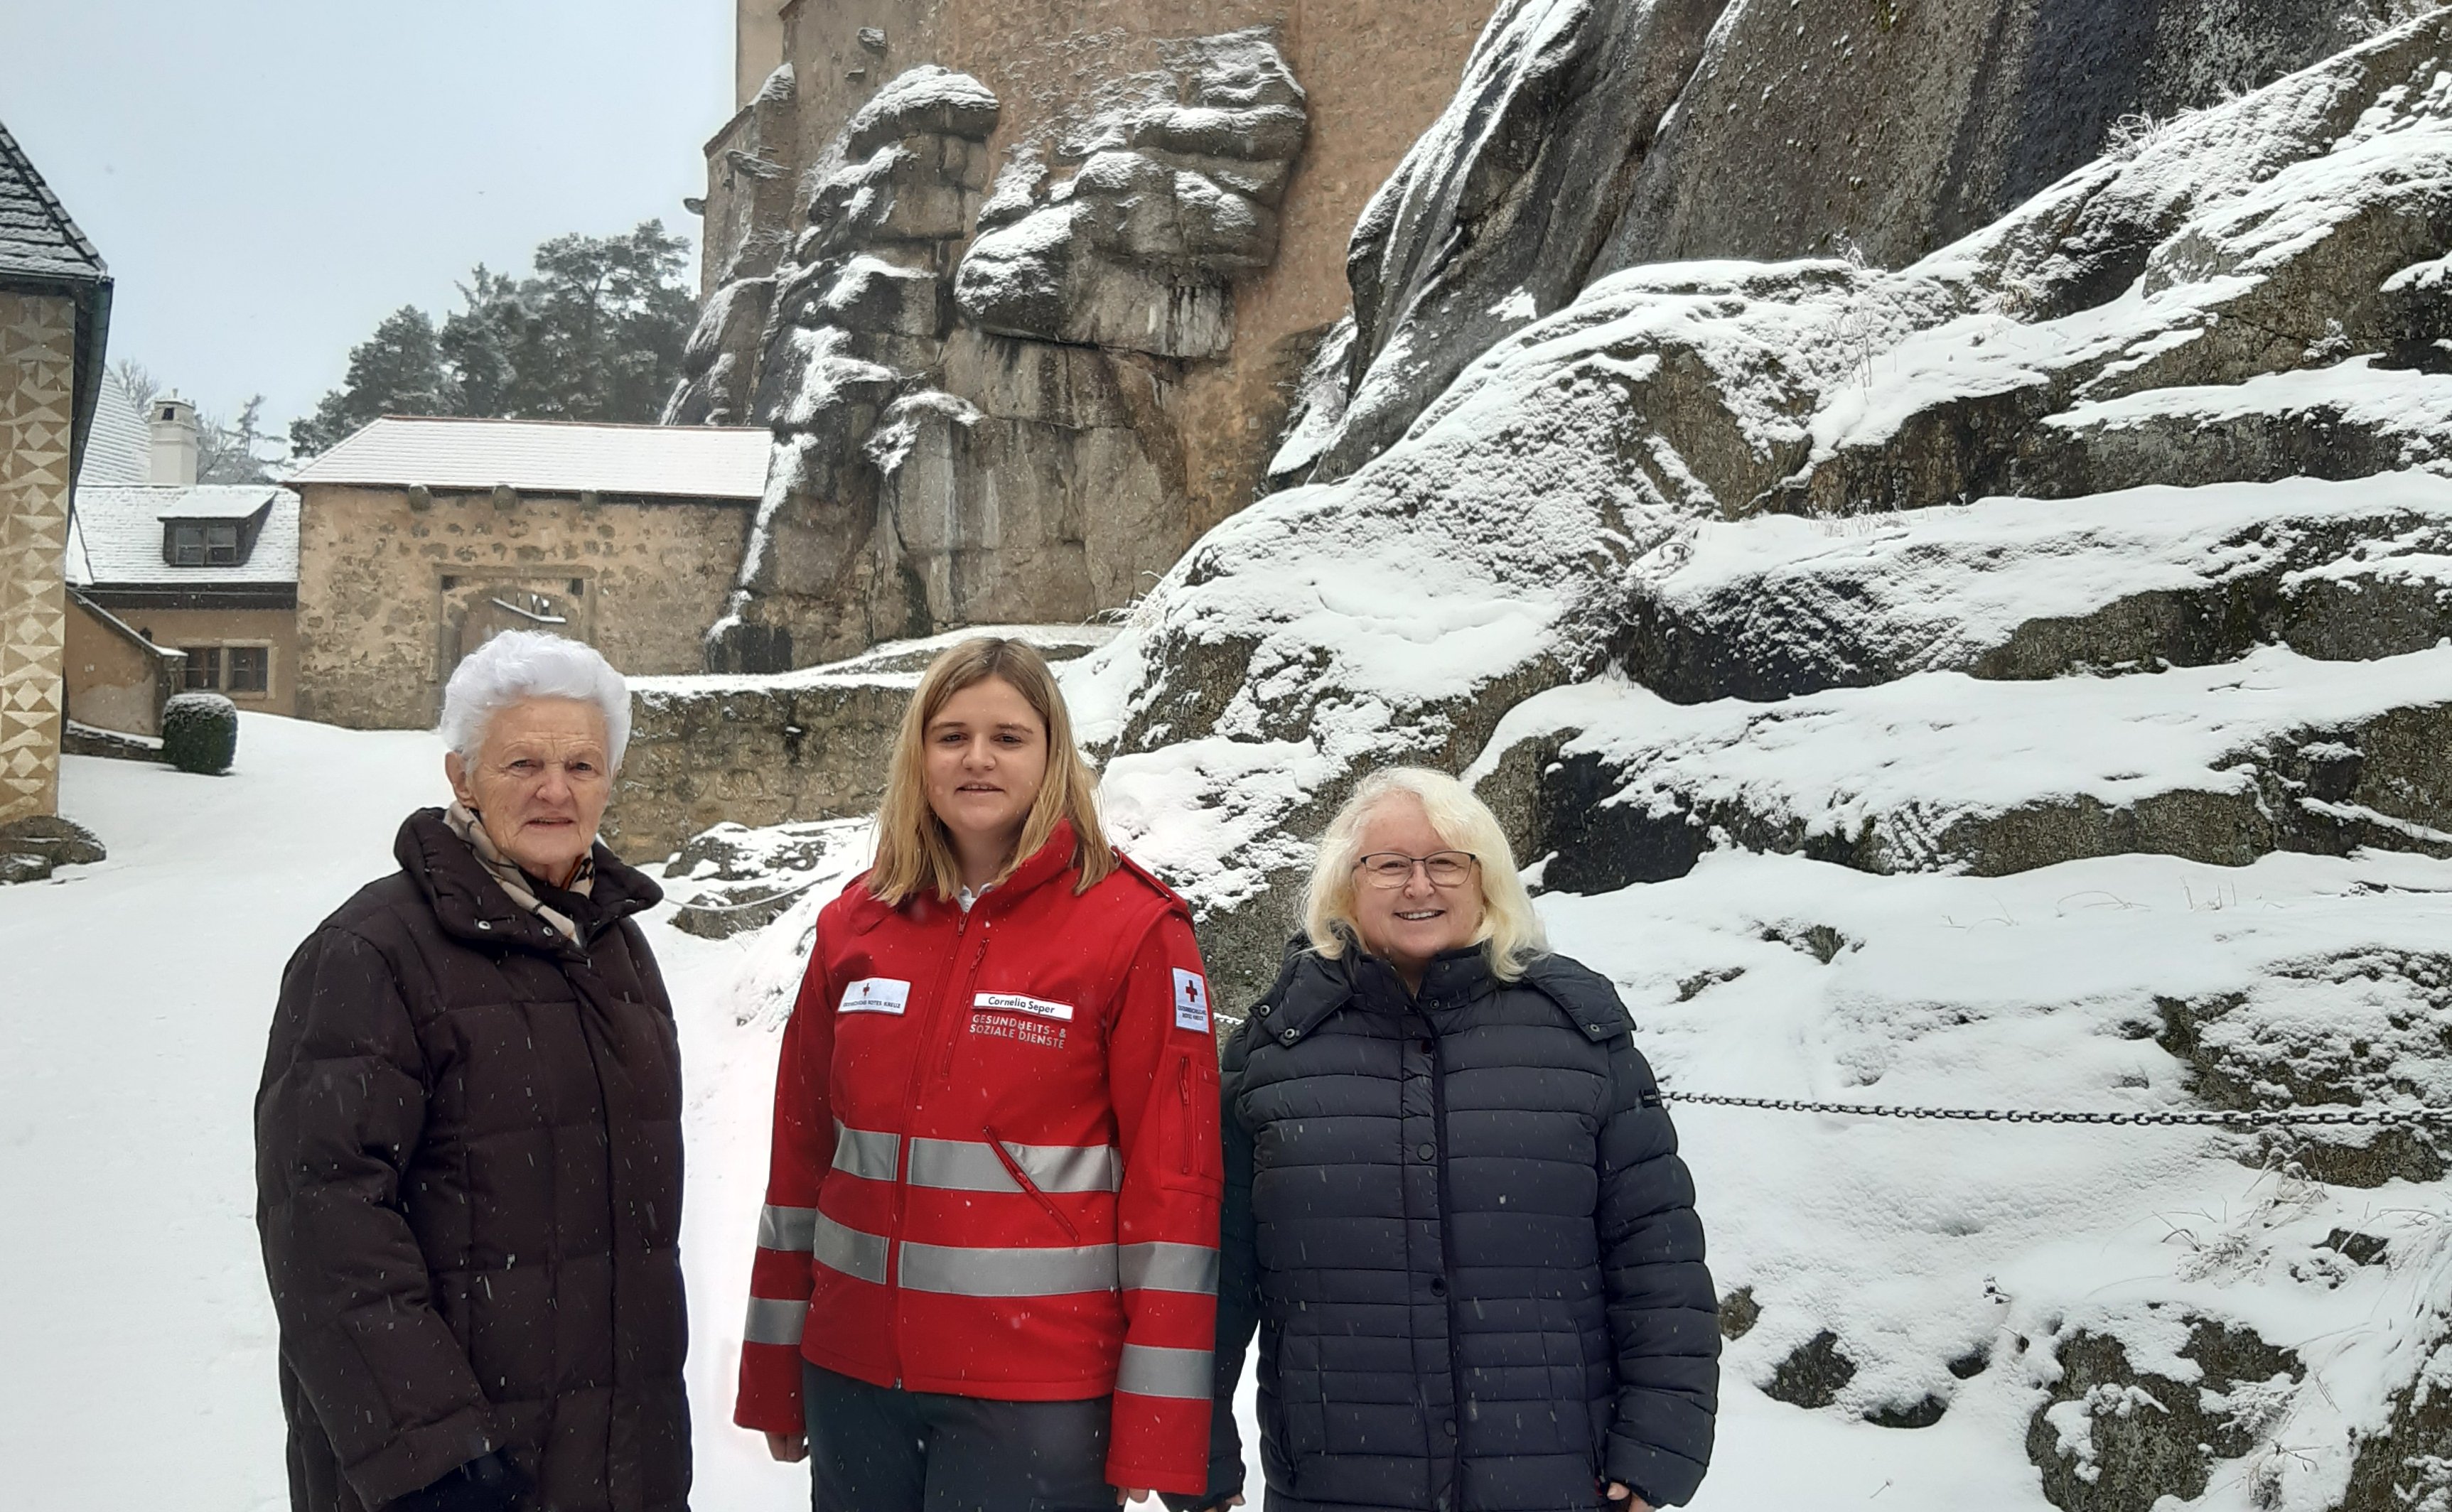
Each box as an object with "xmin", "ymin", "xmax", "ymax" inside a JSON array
[
  {"xmin": 166, "ymin": 522, "xmax": 242, "ymax": 566},
  {"xmin": 226, "ymin": 646, "xmax": 269, "ymax": 693},
  {"xmin": 181, "ymin": 646, "xmax": 270, "ymax": 694}
]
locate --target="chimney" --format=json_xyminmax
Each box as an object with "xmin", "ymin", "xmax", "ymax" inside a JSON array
[{"xmin": 149, "ymin": 394, "xmax": 199, "ymax": 486}]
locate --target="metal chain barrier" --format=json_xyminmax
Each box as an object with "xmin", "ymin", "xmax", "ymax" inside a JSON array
[{"xmin": 1660, "ymin": 1090, "xmax": 2452, "ymax": 1129}]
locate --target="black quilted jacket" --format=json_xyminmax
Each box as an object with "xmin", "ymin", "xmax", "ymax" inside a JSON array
[
  {"xmin": 254, "ymin": 809, "xmax": 689, "ymax": 1512},
  {"xmin": 1194, "ymin": 941, "xmax": 1717, "ymax": 1512}
]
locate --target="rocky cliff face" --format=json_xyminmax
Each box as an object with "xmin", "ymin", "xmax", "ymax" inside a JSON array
[
  {"xmin": 1277, "ymin": 0, "xmax": 2428, "ymax": 491},
  {"xmin": 667, "ymin": 31, "xmax": 1310, "ymax": 674},
  {"xmin": 1054, "ymin": 12, "xmax": 2452, "ymax": 1508}
]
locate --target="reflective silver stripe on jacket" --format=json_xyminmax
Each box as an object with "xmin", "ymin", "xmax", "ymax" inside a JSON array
[
  {"xmin": 832, "ymin": 1124, "xmax": 901, "ymax": 1182},
  {"xmin": 1118, "ymin": 1241, "xmax": 1218, "ymax": 1295},
  {"xmin": 898, "ymin": 1238, "xmax": 1119, "ymax": 1297},
  {"xmin": 742, "ymin": 1297, "xmax": 809, "ymax": 1346},
  {"xmin": 757, "ymin": 1204, "xmax": 818, "ymax": 1253},
  {"xmin": 811, "ymin": 1211, "xmax": 891, "ymax": 1285},
  {"xmin": 906, "ymin": 1136, "xmax": 1122, "ymax": 1194},
  {"xmin": 1114, "ymin": 1343, "xmax": 1214, "ymax": 1400}
]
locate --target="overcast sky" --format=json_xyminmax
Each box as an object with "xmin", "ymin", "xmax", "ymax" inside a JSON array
[{"xmin": 1, "ymin": 0, "xmax": 732, "ymax": 437}]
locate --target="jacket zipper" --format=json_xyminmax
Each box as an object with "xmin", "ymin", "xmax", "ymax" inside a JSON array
[
  {"xmin": 936, "ymin": 923, "xmax": 991, "ymax": 1081},
  {"xmin": 1427, "ymin": 1013, "xmax": 1468, "ymax": 1503},
  {"xmin": 889, "ymin": 904, "xmax": 977, "ymax": 1388},
  {"xmin": 1178, "ymin": 1058, "xmax": 1193, "ymax": 1176},
  {"xmin": 984, "ymin": 1123, "xmax": 1080, "ymax": 1241}
]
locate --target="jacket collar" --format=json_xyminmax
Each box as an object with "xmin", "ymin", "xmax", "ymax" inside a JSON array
[
  {"xmin": 1259, "ymin": 936, "xmax": 1497, "ymax": 1046},
  {"xmin": 395, "ymin": 806, "xmax": 662, "ymax": 956},
  {"xmin": 842, "ymin": 819, "xmax": 1082, "ymax": 934},
  {"xmin": 979, "ymin": 819, "xmax": 1080, "ymax": 914}
]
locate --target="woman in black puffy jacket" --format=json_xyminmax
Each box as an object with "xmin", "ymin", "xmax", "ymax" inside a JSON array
[{"xmin": 1183, "ymin": 767, "xmax": 1718, "ymax": 1512}]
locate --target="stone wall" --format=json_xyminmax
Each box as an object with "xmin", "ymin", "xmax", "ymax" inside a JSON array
[
  {"xmin": 293, "ymin": 484, "xmax": 754, "ymax": 730},
  {"xmin": 63, "ymin": 595, "xmax": 183, "ymax": 736},
  {"xmin": 0, "ymin": 291, "xmax": 74, "ymax": 826},
  {"xmin": 602, "ymin": 624, "xmax": 1107, "ymax": 861},
  {"xmin": 677, "ymin": 0, "xmax": 1493, "ymax": 669}
]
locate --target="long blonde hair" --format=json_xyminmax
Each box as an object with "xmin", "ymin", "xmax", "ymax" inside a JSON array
[
  {"xmin": 866, "ymin": 637, "xmax": 1115, "ymax": 906},
  {"xmin": 1301, "ymin": 767, "xmax": 1547, "ymax": 981}
]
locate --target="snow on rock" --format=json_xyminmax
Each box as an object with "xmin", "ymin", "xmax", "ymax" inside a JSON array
[
  {"xmin": 1291, "ymin": 0, "xmax": 2384, "ymax": 491},
  {"xmin": 842, "ymin": 65, "xmax": 1001, "ymax": 159},
  {"xmin": 1470, "ymin": 642, "xmax": 2452, "ymax": 886},
  {"xmin": 1615, "ymin": 473, "xmax": 2452, "ymax": 702},
  {"xmin": 1547, "ymin": 846, "xmax": 2452, "ymax": 1512}
]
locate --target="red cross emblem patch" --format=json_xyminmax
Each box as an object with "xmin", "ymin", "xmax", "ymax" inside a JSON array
[{"xmin": 1172, "ymin": 968, "xmax": 1210, "ymax": 1033}]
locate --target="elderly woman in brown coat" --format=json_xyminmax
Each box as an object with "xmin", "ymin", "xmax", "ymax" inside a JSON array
[{"xmin": 255, "ymin": 630, "xmax": 689, "ymax": 1512}]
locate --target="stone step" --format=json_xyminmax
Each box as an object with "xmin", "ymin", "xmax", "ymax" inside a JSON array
[
  {"xmin": 1471, "ymin": 644, "xmax": 2452, "ymax": 892},
  {"xmin": 1623, "ymin": 472, "xmax": 2452, "ymax": 703}
]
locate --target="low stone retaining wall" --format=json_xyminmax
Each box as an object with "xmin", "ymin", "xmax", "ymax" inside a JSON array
[{"xmin": 603, "ymin": 626, "xmax": 1110, "ymax": 863}]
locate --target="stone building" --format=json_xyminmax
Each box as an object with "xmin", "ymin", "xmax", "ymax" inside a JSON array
[
  {"xmin": 63, "ymin": 385, "xmax": 297, "ymax": 732},
  {"xmin": 0, "ymin": 120, "xmax": 112, "ymax": 829},
  {"xmin": 670, "ymin": 0, "xmax": 1497, "ymax": 670},
  {"xmin": 286, "ymin": 416, "xmax": 770, "ymax": 728}
]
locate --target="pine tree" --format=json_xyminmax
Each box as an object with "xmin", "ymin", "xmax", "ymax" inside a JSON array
[
  {"xmin": 291, "ymin": 222, "xmax": 697, "ymax": 453},
  {"xmin": 289, "ymin": 308, "xmax": 451, "ymax": 455}
]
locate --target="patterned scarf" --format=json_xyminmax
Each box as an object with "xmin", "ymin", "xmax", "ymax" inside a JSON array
[{"xmin": 445, "ymin": 801, "xmax": 596, "ymax": 944}]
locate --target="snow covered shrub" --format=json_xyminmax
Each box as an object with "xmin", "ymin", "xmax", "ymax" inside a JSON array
[{"xmin": 161, "ymin": 693, "xmax": 238, "ymax": 775}]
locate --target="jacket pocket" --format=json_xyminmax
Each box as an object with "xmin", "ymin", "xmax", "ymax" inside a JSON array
[
  {"xmin": 984, "ymin": 1125, "xmax": 1081, "ymax": 1242},
  {"xmin": 1158, "ymin": 1052, "xmax": 1226, "ymax": 1198}
]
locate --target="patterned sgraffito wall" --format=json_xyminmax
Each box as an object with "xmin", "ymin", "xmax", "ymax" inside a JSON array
[{"xmin": 0, "ymin": 291, "xmax": 74, "ymax": 825}]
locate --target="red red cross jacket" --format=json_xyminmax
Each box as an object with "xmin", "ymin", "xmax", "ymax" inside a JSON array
[{"xmin": 735, "ymin": 821, "xmax": 1224, "ymax": 1494}]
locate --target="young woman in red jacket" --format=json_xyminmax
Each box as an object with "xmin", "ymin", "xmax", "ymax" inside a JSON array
[{"xmin": 736, "ymin": 636, "xmax": 1225, "ymax": 1511}]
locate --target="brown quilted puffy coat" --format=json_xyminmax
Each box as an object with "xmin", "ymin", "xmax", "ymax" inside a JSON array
[{"xmin": 255, "ymin": 808, "xmax": 689, "ymax": 1512}]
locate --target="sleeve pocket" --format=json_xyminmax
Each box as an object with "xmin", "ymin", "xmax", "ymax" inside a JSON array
[{"xmin": 1158, "ymin": 1050, "xmax": 1226, "ymax": 1198}]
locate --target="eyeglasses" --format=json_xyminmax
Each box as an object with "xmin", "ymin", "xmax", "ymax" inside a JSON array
[{"xmin": 1355, "ymin": 850, "xmax": 1478, "ymax": 890}]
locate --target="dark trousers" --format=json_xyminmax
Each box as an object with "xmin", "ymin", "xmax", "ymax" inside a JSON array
[{"xmin": 802, "ymin": 1363, "xmax": 1114, "ymax": 1512}]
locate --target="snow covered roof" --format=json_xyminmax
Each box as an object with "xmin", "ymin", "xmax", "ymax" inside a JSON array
[
  {"xmin": 0, "ymin": 119, "xmax": 106, "ymax": 286},
  {"xmin": 286, "ymin": 416, "xmax": 773, "ymax": 502},
  {"xmin": 75, "ymin": 368, "xmax": 149, "ymax": 488},
  {"xmin": 67, "ymin": 485, "xmax": 299, "ymax": 589}
]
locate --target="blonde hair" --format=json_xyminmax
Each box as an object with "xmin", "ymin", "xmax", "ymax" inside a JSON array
[
  {"xmin": 1301, "ymin": 767, "xmax": 1547, "ymax": 981},
  {"xmin": 867, "ymin": 637, "xmax": 1116, "ymax": 906}
]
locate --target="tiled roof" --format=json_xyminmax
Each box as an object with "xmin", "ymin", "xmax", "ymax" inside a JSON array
[
  {"xmin": 66, "ymin": 485, "xmax": 299, "ymax": 589},
  {"xmin": 287, "ymin": 416, "xmax": 773, "ymax": 501},
  {"xmin": 75, "ymin": 367, "xmax": 149, "ymax": 488},
  {"xmin": 0, "ymin": 119, "xmax": 106, "ymax": 286}
]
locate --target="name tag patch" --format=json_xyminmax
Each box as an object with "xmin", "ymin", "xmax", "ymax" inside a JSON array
[
  {"xmin": 839, "ymin": 978, "xmax": 911, "ymax": 1015},
  {"xmin": 974, "ymin": 991, "xmax": 1075, "ymax": 1023},
  {"xmin": 1173, "ymin": 968, "xmax": 1210, "ymax": 1033}
]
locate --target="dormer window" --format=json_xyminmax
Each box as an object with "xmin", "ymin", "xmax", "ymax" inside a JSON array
[{"xmin": 169, "ymin": 522, "xmax": 241, "ymax": 566}]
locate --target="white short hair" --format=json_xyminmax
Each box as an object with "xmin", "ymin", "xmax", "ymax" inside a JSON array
[
  {"xmin": 1301, "ymin": 767, "xmax": 1548, "ymax": 981},
  {"xmin": 439, "ymin": 631, "xmax": 632, "ymax": 768}
]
